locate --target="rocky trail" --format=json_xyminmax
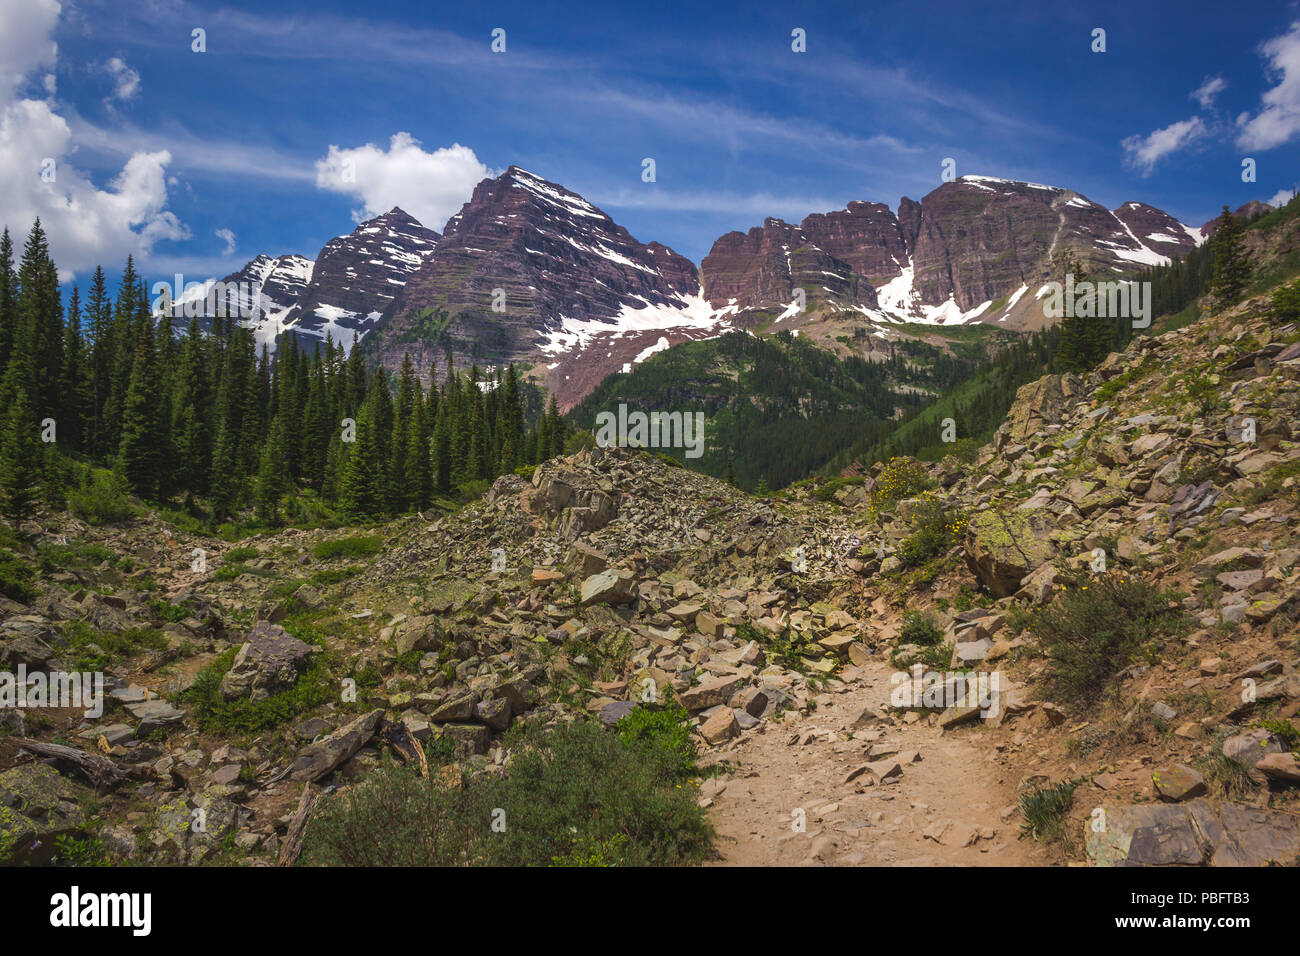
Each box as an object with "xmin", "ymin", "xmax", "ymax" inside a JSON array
[{"xmin": 704, "ymin": 658, "xmax": 1043, "ymax": 866}]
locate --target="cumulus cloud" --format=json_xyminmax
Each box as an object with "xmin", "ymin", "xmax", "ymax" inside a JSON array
[
  {"xmin": 215, "ymin": 228, "xmax": 236, "ymax": 254},
  {"xmin": 1237, "ymin": 21, "xmax": 1300, "ymax": 150},
  {"xmin": 0, "ymin": 0, "xmax": 186, "ymax": 279},
  {"xmin": 1121, "ymin": 116, "xmax": 1207, "ymax": 175},
  {"xmin": 314, "ymin": 133, "xmax": 493, "ymax": 231},
  {"xmin": 104, "ymin": 56, "xmax": 140, "ymax": 102},
  {"xmin": 1191, "ymin": 75, "xmax": 1226, "ymax": 109},
  {"xmin": 1269, "ymin": 186, "xmax": 1297, "ymax": 207}
]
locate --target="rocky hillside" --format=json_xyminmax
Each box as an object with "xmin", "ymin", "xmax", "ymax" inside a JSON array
[{"xmin": 5, "ymin": 258, "xmax": 1300, "ymax": 868}]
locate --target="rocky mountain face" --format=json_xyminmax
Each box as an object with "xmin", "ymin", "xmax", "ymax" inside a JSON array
[
  {"xmin": 163, "ymin": 208, "xmax": 439, "ymax": 355},
  {"xmin": 1200, "ymin": 199, "xmax": 1275, "ymax": 239},
  {"xmin": 702, "ymin": 176, "xmax": 1204, "ymax": 330},
  {"xmin": 291, "ymin": 208, "xmax": 441, "ymax": 347},
  {"xmin": 364, "ymin": 166, "xmax": 726, "ymax": 410}
]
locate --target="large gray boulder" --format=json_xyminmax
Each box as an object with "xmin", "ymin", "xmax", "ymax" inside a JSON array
[{"xmin": 219, "ymin": 622, "xmax": 315, "ymax": 701}]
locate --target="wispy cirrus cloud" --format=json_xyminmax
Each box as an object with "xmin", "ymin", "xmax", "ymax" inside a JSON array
[{"xmin": 1122, "ymin": 116, "xmax": 1209, "ymax": 175}]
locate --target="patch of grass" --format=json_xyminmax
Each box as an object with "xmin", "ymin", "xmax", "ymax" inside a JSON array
[
  {"xmin": 1020, "ymin": 777, "xmax": 1083, "ymax": 843},
  {"xmin": 1196, "ymin": 732, "xmax": 1258, "ymax": 799},
  {"xmin": 224, "ymin": 546, "xmax": 260, "ymax": 562},
  {"xmin": 59, "ymin": 620, "xmax": 168, "ymax": 671},
  {"xmin": 312, "ymin": 535, "xmax": 382, "ymax": 560}
]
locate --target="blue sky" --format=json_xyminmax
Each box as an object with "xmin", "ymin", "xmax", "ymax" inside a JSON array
[{"xmin": 4, "ymin": 0, "xmax": 1300, "ymax": 290}]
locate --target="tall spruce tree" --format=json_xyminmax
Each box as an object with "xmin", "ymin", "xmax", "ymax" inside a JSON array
[{"xmin": 1209, "ymin": 205, "xmax": 1250, "ymax": 307}]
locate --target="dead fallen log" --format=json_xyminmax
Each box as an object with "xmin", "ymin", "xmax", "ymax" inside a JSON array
[
  {"xmin": 278, "ymin": 783, "xmax": 321, "ymax": 866},
  {"xmin": 13, "ymin": 737, "xmax": 130, "ymax": 789},
  {"xmin": 382, "ymin": 721, "xmax": 429, "ymax": 778}
]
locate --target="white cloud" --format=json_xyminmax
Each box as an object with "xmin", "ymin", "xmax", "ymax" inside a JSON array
[
  {"xmin": 0, "ymin": 0, "xmax": 186, "ymax": 278},
  {"xmin": 1237, "ymin": 21, "xmax": 1300, "ymax": 150},
  {"xmin": 1269, "ymin": 187, "xmax": 1297, "ymax": 207},
  {"xmin": 104, "ymin": 56, "xmax": 140, "ymax": 102},
  {"xmin": 0, "ymin": 0, "xmax": 59, "ymax": 102},
  {"xmin": 1121, "ymin": 116, "xmax": 1207, "ymax": 174},
  {"xmin": 215, "ymin": 227, "xmax": 236, "ymax": 254},
  {"xmin": 315, "ymin": 134, "xmax": 493, "ymax": 231},
  {"xmin": 1191, "ymin": 75, "xmax": 1226, "ymax": 109}
]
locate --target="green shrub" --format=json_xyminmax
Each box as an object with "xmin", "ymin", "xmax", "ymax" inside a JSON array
[
  {"xmin": 60, "ymin": 620, "xmax": 168, "ymax": 670},
  {"xmin": 302, "ymin": 717, "xmax": 713, "ymax": 867},
  {"xmin": 898, "ymin": 610, "xmax": 943, "ymax": 646},
  {"xmin": 897, "ymin": 493, "xmax": 967, "ymax": 567},
  {"xmin": 1270, "ymin": 277, "xmax": 1300, "ymax": 324},
  {"xmin": 67, "ymin": 470, "xmax": 137, "ymax": 525},
  {"xmin": 0, "ymin": 549, "xmax": 37, "ymax": 603},
  {"xmin": 1027, "ymin": 570, "xmax": 1189, "ymax": 706},
  {"xmin": 614, "ymin": 696, "xmax": 697, "ymax": 779},
  {"xmin": 225, "ymin": 546, "xmax": 260, "ymax": 562},
  {"xmin": 182, "ymin": 631, "xmax": 335, "ymax": 734},
  {"xmin": 311, "ymin": 535, "xmax": 382, "ymax": 560},
  {"xmin": 868, "ymin": 457, "xmax": 932, "ymax": 514}
]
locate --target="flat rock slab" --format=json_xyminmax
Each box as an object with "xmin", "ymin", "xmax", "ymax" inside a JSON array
[{"xmin": 1087, "ymin": 798, "xmax": 1300, "ymax": 866}]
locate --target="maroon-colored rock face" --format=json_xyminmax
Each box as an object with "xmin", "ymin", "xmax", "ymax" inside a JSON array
[
  {"xmin": 1112, "ymin": 202, "xmax": 1198, "ymax": 260},
  {"xmin": 1200, "ymin": 200, "xmax": 1272, "ymax": 239},
  {"xmin": 365, "ymin": 166, "xmax": 722, "ymax": 408},
  {"xmin": 702, "ymin": 176, "xmax": 1201, "ymax": 324},
  {"xmin": 292, "ymin": 207, "xmax": 440, "ymax": 347}
]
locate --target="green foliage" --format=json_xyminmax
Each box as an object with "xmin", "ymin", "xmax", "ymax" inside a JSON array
[
  {"xmin": 302, "ymin": 717, "xmax": 713, "ymax": 867},
  {"xmin": 1019, "ymin": 777, "xmax": 1083, "ymax": 842},
  {"xmin": 1270, "ymin": 277, "xmax": 1300, "ymax": 325},
  {"xmin": 1209, "ymin": 205, "xmax": 1251, "ymax": 307},
  {"xmin": 311, "ymin": 535, "xmax": 381, "ymax": 560},
  {"xmin": 0, "ymin": 548, "xmax": 37, "ymax": 603},
  {"xmin": 182, "ymin": 636, "xmax": 335, "ymax": 734},
  {"xmin": 569, "ymin": 329, "xmax": 983, "ymax": 492},
  {"xmin": 897, "ymin": 493, "xmax": 967, "ymax": 568},
  {"xmin": 614, "ymin": 696, "xmax": 697, "ymax": 780},
  {"xmin": 66, "ymin": 470, "xmax": 137, "ymax": 525},
  {"xmin": 59, "ymin": 619, "xmax": 168, "ymax": 670},
  {"xmin": 898, "ymin": 609, "xmax": 943, "ymax": 645},
  {"xmin": 868, "ymin": 457, "xmax": 932, "ymax": 514},
  {"xmin": 1025, "ymin": 570, "xmax": 1189, "ymax": 706}
]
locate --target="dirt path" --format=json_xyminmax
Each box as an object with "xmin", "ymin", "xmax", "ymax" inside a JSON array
[{"xmin": 703, "ymin": 660, "xmax": 1050, "ymax": 866}]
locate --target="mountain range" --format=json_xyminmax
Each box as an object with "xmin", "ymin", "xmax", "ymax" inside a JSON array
[{"xmin": 165, "ymin": 166, "xmax": 1235, "ymax": 407}]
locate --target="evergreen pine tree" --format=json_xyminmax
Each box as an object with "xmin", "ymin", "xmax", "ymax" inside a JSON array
[{"xmin": 1209, "ymin": 205, "xmax": 1250, "ymax": 307}]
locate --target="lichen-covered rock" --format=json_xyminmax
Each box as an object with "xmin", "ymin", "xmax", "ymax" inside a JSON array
[
  {"xmin": 0, "ymin": 764, "xmax": 86, "ymax": 864},
  {"xmin": 963, "ymin": 509, "xmax": 1056, "ymax": 597}
]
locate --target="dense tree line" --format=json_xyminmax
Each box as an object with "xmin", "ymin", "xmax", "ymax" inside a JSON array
[
  {"xmin": 0, "ymin": 219, "xmax": 571, "ymax": 524},
  {"xmin": 569, "ymin": 328, "xmax": 976, "ymax": 490}
]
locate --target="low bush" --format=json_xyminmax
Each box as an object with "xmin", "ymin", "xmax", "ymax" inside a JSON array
[
  {"xmin": 66, "ymin": 470, "xmax": 136, "ymax": 525},
  {"xmin": 0, "ymin": 549, "xmax": 37, "ymax": 604},
  {"xmin": 302, "ymin": 715, "xmax": 713, "ymax": 867},
  {"xmin": 311, "ymin": 535, "xmax": 382, "ymax": 560},
  {"xmin": 1026, "ymin": 570, "xmax": 1188, "ymax": 706}
]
